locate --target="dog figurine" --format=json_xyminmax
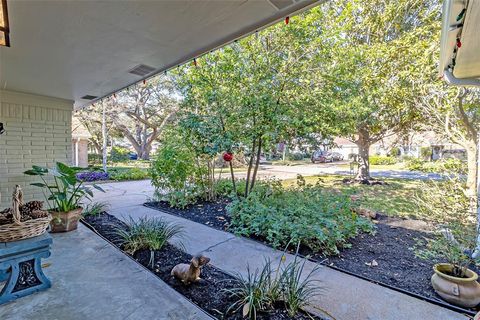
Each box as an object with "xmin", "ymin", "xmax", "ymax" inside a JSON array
[{"xmin": 171, "ymin": 254, "xmax": 210, "ymax": 285}]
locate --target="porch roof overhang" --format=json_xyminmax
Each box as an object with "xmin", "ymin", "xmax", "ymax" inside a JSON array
[
  {"xmin": 439, "ymin": 0, "xmax": 480, "ymax": 86},
  {"xmin": 0, "ymin": 0, "xmax": 320, "ymax": 108}
]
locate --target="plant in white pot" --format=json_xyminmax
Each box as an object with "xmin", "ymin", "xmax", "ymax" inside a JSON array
[{"xmin": 24, "ymin": 162, "xmax": 104, "ymax": 232}]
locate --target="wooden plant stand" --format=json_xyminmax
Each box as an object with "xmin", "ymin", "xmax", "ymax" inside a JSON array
[{"xmin": 0, "ymin": 233, "xmax": 52, "ymax": 304}]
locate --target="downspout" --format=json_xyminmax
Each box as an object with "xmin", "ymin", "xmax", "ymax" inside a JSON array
[{"xmin": 444, "ymin": 70, "xmax": 480, "ymax": 87}]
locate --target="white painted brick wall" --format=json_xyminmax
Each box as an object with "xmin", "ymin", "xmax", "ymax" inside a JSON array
[{"xmin": 0, "ymin": 90, "xmax": 73, "ymax": 208}]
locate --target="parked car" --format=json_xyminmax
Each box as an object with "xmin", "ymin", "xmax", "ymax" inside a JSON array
[
  {"xmin": 325, "ymin": 152, "xmax": 344, "ymax": 162},
  {"xmin": 128, "ymin": 152, "xmax": 138, "ymax": 160},
  {"xmin": 311, "ymin": 150, "xmax": 327, "ymax": 163}
]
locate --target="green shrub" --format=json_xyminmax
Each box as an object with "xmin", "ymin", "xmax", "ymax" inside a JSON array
[
  {"xmin": 116, "ymin": 216, "xmax": 184, "ymax": 266},
  {"xmin": 286, "ymin": 152, "xmax": 305, "ymax": 161},
  {"xmin": 110, "ymin": 146, "xmax": 130, "ymax": 162},
  {"xmin": 388, "ymin": 147, "xmax": 400, "ymax": 157},
  {"xmin": 88, "ymin": 153, "xmax": 102, "ymax": 165},
  {"xmin": 406, "ymin": 158, "xmax": 466, "ymax": 175},
  {"xmin": 420, "ymin": 147, "xmax": 432, "ymax": 160},
  {"xmin": 109, "ymin": 167, "xmax": 149, "ymax": 181},
  {"xmin": 368, "ymin": 155, "xmax": 397, "ymax": 165},
  {"xmin": 228, "ymin": 178, "xmax": 373, "ymax": 255},
  {"xmin": 405, "ymin": 158, "xmax": 425, "ymax": 171},
  {"xmin": 214, "ymin": 179, "xmax": 247, "ymax": 198},
  {"xmin": 150, "ymin": 135, "xmax": 203, "ymax": 208}
]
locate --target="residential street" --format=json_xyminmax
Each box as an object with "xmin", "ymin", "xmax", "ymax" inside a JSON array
[{"xmin": 230, "ymin": 162, "xmax": 443, "ymax": 181}]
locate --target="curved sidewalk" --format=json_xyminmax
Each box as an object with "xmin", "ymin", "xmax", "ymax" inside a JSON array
[{"xmin": 95, "ymin": 180, "xmax": 470, "ymax": 320}]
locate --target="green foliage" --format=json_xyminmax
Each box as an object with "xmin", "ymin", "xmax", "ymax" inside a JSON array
[
  {"xmin": 88, "ymin": 153, "xmax": 102, "ymax": 165},
  {"xmin": 420, "ymin": 147, "xmax": 432, "ymax": 160},
  {"xmin": 388, "ymin": 147, "xmax": 400, "ymax": 157},
  {"xmin": 116, "ymin": 216, "xmax": 184, "ymax": 266},
  {"xmin": 150, "ymin": 133, "xmax": 203, "ymax": 208},
  {"xmin": 228, "ymin": 177, "xmax": 374, "ymax": 255},
  {"xmin": 368, "ymin": 155, "xmax": 397, "ymax": 165},
  {"xmin": 414, "ymin": 178, "xmax": 477, "ymax": 277},
  {"xmin": 225, "ymin": 252, "xmax": 321, "ymax": 319},
  {"xmin": 109, "ymin": 167, "xmax": 149, "ymax": 181},
  {"xmin": 109, "ymin": 146, "xmax": 130, "ymax": 163},
  {"xmin": 24, "ymin": 162, "xmax": 104, "ymax": 212},
  {"xmin": 286, "ymin": 152, "xmax": 305, "ymax": 161},
  {"xmin": 214, "ymin": 179, "xmax": 247, "ymax": 199},
  {"xmin": 406, "ymin": 158, "xmax": 467, "ymax": 175},
  {"xmin": 82, "ymin": 201, "xmax": 110, "ymax": 217}
]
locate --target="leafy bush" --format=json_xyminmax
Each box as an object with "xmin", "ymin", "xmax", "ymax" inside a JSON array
[
  {"xmin": 116, "ymin": 216, "xmax": 184, "ymax": 266},
  {"xmin": 76, "ymin": 171, "xmax": 109, "ymax": 182},
  {"xmin": 420, "ymin": 147, "xmax": 432, "ymax": 160},
  {"xmin": 388, "ymin": 147, "xmax": 400, "ymax": 157},
  {"xmin": 88, "ymin": 153, "xmax": 102, "ymax": 165},
  {"xmin": 406, "ymin": 158, "xmax": 466, "ymax": 175},
  {"xmin": 225, "ymin": 251, "xmax": 321, "ymax": 319},
  {"xmin": 109, "ymin": 167, "xmax": 149, "ymax": 181},
  {"xmin": 414, "ymin": 178, "xmax": 477, "ymax": 277},
  {"xmin": 228, "ymin": 178, "xmax": 373, "ymax": 255},
  {"xmin": 110, "ymin": 146, "xmax": 130, "ymax": 162},
  {"xmin": 150, "ymin": 135, "xmax": 203, "ymax": 208},
  {"xmin": 286, "ymin": 152, "xmax": 305, "ymax": 161},
  {"xmin": 368, "ymin": 155, "xmax": 397, "ymax": 165},
  {"xmin": 214, "ymin": 179, "xmax": 247, "ymax": 198}
]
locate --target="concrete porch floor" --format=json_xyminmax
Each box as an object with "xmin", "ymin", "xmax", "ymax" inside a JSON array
[
  {"xmin": 93, "ymin": 180, "xmax": 470, "ymax": 320},
  {"xmin": 0, "ymin": 224, "xmax": 211, "ymax": 320}
]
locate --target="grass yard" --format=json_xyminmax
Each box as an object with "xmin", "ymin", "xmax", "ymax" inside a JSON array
[
  {"xmin": 336, "ymin": 163, "xmax": 406, "ymax": 171},
  {"xmin": 282, "ymin": 175, "xmax": 425, "ymax": 220}
]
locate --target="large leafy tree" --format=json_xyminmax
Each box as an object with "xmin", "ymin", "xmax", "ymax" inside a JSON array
[
  {"xmin": 176, "ymin": 18, "xmax": 333, "ymax": 196},
  {"xmin": 308, "ymin": 0, "xmax": 441, "ymax": 180},
  {"xmin": 107, "ymin": 77, "xmax": 179, "ymax": 160}
]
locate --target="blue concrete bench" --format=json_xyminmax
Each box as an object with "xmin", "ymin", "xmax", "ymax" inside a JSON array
[{"xmin": 0, "ymin": 233, "xmax": 52, "ymax": 304}]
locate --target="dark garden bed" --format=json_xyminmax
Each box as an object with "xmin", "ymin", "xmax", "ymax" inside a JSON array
[
  {"xmin": 144, "ymin": 200, "xmax": 479, "ymax": 314},
  {"xmin": 82, "ymin": 213, "xmax": 324, "ymax": 320}
]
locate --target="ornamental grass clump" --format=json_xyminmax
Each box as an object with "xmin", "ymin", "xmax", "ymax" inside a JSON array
[
  {"xmin": 228, "ymin": 177, "xmax": 374, "ymax": 255},
  {"xmin": 116, "ymin": 216, "xmax": 184, "ymax": 266},
  {"xmin": 225, "ymin": 245, "xmax": 322, "ymax": 319}
]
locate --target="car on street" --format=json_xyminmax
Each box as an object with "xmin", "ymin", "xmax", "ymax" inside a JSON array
[
  {"xmin": 311, "ymin": 150, "xmax": 327, "ymax": 163},
  {"xmin": 325, "ymin": 152, "xmax": 344, "ymax": 162}
]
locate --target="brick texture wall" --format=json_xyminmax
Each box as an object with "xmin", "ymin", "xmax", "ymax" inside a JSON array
[{"xmin": 0, "ymin": 90, "xmax": 73, "ymax": 208}]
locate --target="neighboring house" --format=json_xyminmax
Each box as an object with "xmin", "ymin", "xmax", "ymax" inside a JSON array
[
  {"xmin": 329, "ymin": 132, "xmax": 466, "ymax": 160},
  {"xmin": 71, "ymin": 118, "xmax": 91, "ymax": 168}
]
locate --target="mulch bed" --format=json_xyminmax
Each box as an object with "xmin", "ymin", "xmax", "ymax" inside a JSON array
[
  {"xmin": 144, "ymin": 200, "xmax": 479, "ymax": 313},
  {"xmin": 82, "ymin": 213, "xmax": 323, "ymax": 320}
]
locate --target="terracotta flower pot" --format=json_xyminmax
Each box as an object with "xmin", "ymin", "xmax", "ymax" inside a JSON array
[
  {"xmin": 431, "ymin": 263, "xmax": 480, "ymax": 308},
  {"xmin": 49, "ymin": 207, "xmax": 83, "ymax": 233}
]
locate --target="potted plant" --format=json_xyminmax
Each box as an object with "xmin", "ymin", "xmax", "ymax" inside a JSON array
[
  {"xmin": 24, "ymin": 162, "xmax": 104, "ymax": 232},
  {"xmin": 428, "ymin": 224, "xmax": 480, "ymax": 308}
]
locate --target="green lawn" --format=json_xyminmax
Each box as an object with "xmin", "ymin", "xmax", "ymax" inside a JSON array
[
  {"xmin": 336, "ymin": 163, "xmax": 406, "ymax": 171},
  {"xmin": 282, "ymin": 175, "xmax": 424, "ymax": 220}
]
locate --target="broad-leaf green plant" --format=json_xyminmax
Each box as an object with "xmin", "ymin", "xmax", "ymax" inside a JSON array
[{"xmin": 24, "ymin": 162, "xmax": 104, "ymax": 212}]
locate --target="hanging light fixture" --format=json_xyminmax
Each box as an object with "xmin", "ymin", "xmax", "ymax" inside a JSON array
[{"xmin": 0, "ymin": 0, "xmax": 10, "ymax": 47}]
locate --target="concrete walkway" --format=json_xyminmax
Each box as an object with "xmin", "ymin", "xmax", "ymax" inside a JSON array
[
  {"xmin": 94, "ymin": 181, "xmax": 469, "ymax": 320},
  {"xmin": 0, "ymin": 223, "xmax": 211, "ymax": 320}
]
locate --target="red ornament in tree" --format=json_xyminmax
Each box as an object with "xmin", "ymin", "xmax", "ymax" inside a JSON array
[{"xmin": 223, "ymin": 152, "xmax": 233, "ymax": 162}]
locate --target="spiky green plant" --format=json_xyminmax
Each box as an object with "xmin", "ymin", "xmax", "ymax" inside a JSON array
[
  {"xmin": 82, "ymin": 201, "xmax": 110, "ymax": 217},
  {"xmin": 224, "ymin": 262, "xmax": 273, "ymax": 319},
  {"xmin": 280, "ymin": 255, "xmax": 322, "ymax": 317},
  {"xmin": 116, "ymin": 216, "xmax": 184, "ymax": 267}
]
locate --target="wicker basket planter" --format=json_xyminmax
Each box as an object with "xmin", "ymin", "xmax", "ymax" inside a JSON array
[
  {"xmin": 49, "ymin": 207, "xmax": 83, "ymax": 233},
  {"xmin": 0, "ymin": 186, "xmax": 51, "ymax": 243}
]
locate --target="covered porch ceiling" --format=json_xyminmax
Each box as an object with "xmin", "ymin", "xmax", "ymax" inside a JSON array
[
  {"xmin": 0, "ymin": 0, "xmax": 320, "ymax": 108},
  {"xmin": 439, "ymin": 0, "xmax": 480, "ymax": 85}
]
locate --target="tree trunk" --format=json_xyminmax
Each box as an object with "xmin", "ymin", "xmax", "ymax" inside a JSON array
[
  {"xmin": 244, "ymin": 138, "xmax": 257, "ymax": 198},
  {"xmin": 250, "ymin": 137, "xmax": 263, "ymax": 192},
  {"xmin": 355, "ymin": 130, "xmax": 371, "ymax": 181}
]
